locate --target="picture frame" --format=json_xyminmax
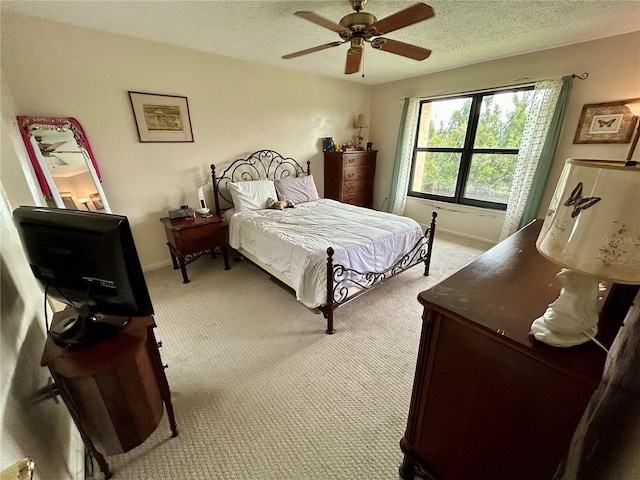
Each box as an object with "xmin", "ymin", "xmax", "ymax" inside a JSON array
[
  {"xmin": 573, "ymin": 99, "xmax": 640, "ymax": 144},
  {"xmin": 59, "ymin": 191, "xmax": 79, "ymax": 209},
  {"xmin": 90, "ymin": 193, "xmax": 104, "ymax": 210},
  {"xmin": 128, "ymin": 91, "xmax": 194, "ymax": 142}
]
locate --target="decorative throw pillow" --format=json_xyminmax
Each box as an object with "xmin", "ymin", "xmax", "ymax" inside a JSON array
[
  {"xmin": 274, "ymin": 175, "xmax": 320, "ymax": 204},
  {"xmin": 227, "ymin": 180, "xmax": 277, "ymax": 212}
]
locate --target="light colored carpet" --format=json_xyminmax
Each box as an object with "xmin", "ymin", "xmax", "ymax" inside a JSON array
[{"xmin": 88, "ymin": 233, "xmax": 487, "ymax": 479}]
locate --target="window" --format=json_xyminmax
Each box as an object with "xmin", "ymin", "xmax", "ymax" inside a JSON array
[{"xmin": 408, "ymin": 87, "xmax": 533, "ymax": 210}]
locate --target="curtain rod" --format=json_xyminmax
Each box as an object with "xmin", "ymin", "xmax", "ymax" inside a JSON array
[{"xmin": 404, "ymin": 72, "xmax": 589, "ymax": 101}]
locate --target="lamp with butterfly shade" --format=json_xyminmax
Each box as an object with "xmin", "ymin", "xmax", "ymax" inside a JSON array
[
  {"xmin": 625, "ymin": 101, "xmax": 640, "ymax": 162},
  {"xmin": 532, "ymin": 159, "xmax": 640, "ymax": 347}
]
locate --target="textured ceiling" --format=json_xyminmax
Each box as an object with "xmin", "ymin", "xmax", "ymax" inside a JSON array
[{"xmin": 3, "ymin": 0, "xmax": 640, "ymax": 85}]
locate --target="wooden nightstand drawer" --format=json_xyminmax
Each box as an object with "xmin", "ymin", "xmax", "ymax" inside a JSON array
[{"xmin": 179, "ymin": 223, "xmax": 225, "ymax": 252}]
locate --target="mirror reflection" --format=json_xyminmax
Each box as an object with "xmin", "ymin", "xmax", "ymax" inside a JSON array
[{"xmin": 17, "ymin": 116, "xmax": 111, "ymax": 213}]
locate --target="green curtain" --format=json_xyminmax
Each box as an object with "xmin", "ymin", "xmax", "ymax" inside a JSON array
[
  {"xmin": 518, "ymin": 75, "xmax": 573, "ymax": 228},
  {"xmin": 388, "ymin": 98, "xmax": 410, "ymax": 213}
]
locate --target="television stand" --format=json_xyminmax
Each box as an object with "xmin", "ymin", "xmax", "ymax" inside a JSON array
[
  {"xmin": 49, "ymin": 310, "xmax": 131, "ymax": 346},
  {"xmin": 41, "ymin": 313, "xmax": 178, "ymax": 479}
]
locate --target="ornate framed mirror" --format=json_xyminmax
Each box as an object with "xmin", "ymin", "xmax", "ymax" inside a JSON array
[{"xmin": 16, "ymin": 116, "xmax": 111, "ymax": 213}]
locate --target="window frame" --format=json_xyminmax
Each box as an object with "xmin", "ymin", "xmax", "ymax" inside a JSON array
[{"xmin": 407, "ymin": 85, "xmax": 534, "ymax": 210}]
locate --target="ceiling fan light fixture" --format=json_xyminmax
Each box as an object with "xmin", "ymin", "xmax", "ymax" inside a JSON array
[{"xmin": 350, "ymin": 37, "xmax": 365, "ymax": 50}]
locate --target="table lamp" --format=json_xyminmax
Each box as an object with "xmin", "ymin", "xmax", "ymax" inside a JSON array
[
  {"xmin": 532, "ymin": 159, "xmax": 640, "ymax": 347},
  {"xmin": 625, "ymin": 101, "xmax": 640, "ymax": 161},
  {"xmin": 354, "ymin": 114, "xmax": 368, "ymax": 149},
  {"xmin": 76, "ymin": 197, "xmax": 91, "ymax": 211}
]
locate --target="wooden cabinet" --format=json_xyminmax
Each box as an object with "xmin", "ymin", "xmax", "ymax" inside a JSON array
[
  {"xmin": 41, "ymin": 314, "xmax": 178, "ymax": 479},
  {"xmin": 324, "ymin": 150, "xmax": 376, "ymax": 208},
  {"xmin": 399, "ymin": 221, "xmax": 621, "ymax": 480},
  {"xmin": 160, "ymin": 214, "xmax": 230, "ymax": 283}
]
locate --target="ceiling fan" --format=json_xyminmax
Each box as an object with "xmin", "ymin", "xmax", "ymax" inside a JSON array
[
  {"xmin": 33, "ymin": 137, "xmax": 81, "ymax": 165},
  {"xmin": 282, "ymin": 0, "xmax": 434, "ymax": 75}
]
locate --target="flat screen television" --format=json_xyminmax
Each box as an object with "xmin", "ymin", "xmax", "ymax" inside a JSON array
[{"xmin": 13, "ymin": 206, "xmax": 153, "ymax": 346}]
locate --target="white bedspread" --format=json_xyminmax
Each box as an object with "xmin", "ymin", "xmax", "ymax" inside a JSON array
[{"xmin": 227, "ymin": 199, "xmax": 426, "ymax": 308}]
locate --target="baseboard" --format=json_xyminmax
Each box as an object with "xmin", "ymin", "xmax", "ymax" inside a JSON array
[
  {"xmin": 70, "ymin": 429, "xmax": 84, "ymax": 480},
  {"xmin": 142, "ymin": 259, "xmax": 173, "ymax": 273},
  {"xmin": 418, "ymin": 223, "xmax": 497, "ymax": 248}
]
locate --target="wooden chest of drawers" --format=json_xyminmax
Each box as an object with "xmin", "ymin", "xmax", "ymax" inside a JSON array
[{"xmin": 324, "ymin": 150, "xmax": 377, "ymax": 208}]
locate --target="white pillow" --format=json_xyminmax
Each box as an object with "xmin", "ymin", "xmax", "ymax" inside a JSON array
[{"xmin": 227, "ymin": 180, "xmax": 277, "ymax": 212}]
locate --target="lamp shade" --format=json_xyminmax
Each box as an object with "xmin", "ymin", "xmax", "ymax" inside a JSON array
[
  {"xmin": 536, "ymin": 159, "xmax": 640, "ymax": 284},
  {"xmin": 626, "ymin": 102, "xmax": 640, "ymax": 116},
  {"xmin": 354, "ymin": 114, "xmax": 368, "ymax": 129}
]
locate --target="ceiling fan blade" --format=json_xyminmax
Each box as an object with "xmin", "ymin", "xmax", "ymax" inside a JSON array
[
  {"xmin": 282, "ymin": 41, "xmax": 344, "ymax": 59},
  {"xmin": 368, "ymin": 3, "xmax": 435, "ymax": 36},
  {"xmin": 345, "ymin": 48, "xmax": 363, "ymax": 74},
  {"xmin": 294, "ymin": 11, "xmax": 350, "ymax": 34},
  {"xmin": 51, "ymin": 155, "xmax": 68, "ymax": 166},
  {"xmin": 40, "ymin": 140, "xmax": 67, "ymax": 152},
  {"xmin": 370, "ymin": 38, "xmax": 431, "ymax": 61}
]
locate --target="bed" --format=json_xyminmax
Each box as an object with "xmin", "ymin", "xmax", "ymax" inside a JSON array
[{"xmin": 210, "ymin": 149, "xmax": 437, "ymax": 334}]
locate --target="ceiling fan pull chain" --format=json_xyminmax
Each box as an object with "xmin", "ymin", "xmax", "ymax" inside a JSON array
[{"xmin": 362, "ymin": 47, "xmax": 365, "ymax": 78}]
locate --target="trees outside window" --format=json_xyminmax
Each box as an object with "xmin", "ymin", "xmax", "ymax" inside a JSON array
[{"xmin": 408, "ymin": 87, "xmax": 533, "ymax": 210}]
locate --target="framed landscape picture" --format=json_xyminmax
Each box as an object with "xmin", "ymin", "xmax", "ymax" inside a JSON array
[
  {"xmin": 573, "ymin": 99, "xmax": 639, "ymax": 144},
  {"xmin": 128, "ymin": 91, "xmax": 194, "ymax": 142}
]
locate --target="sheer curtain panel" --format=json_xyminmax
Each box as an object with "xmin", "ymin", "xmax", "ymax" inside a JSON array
[
  {"xmin": 389, "ymin": 98, "xmax": 419, "ymax": 215},
  {"xmin": 499, "ymin": 76, "xmax": 570, "ymax": 240}
]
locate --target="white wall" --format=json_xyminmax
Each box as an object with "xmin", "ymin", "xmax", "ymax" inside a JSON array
[
  {"xmin": 1, "ymin": 77, "xmax": 83, "ymax": 477},
  {"xmin": 371, "ymin": 31, "xmax": 640, "ymax": 244},
  {"xmin": 1, "ymin": 10, "xmax": 372, "ymax": 270}
]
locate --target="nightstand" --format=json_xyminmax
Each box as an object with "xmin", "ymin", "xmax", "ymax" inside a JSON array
[{"xmin": 159, "ymin": 214, "xmax": 230, "ymax": 283}]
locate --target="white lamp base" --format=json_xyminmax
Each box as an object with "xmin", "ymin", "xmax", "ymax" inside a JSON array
[
  {"xmin": 531, "ymin": 269, "xmax": 600, "ymax": 347},
  {"xmin": 531, "ymin": 318, "xmax": 597, "ymax": 347}
]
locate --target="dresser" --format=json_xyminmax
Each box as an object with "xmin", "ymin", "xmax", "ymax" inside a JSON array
[
  {"xmin": 324, "ymin": 150, "xmax": 376, "ymax": 208},
  {"xmin": 399, "ymin": 220, "xmax": 621, "ymax": 480}
]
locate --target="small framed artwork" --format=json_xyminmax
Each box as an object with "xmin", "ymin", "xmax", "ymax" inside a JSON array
[
  {"xmin": 573, "ymin": 99, "xmax": 640, "ymax": 144},
  {"xmin": 59, "ymin": 191, "xmax": 78, "ymax": 209},
  {"xmin": 90, "ymin": 193, "xmax": 104, "ymax": 210},
  {"xmin": 128, "ymin": 91, "xmax": 194, "ymax": 142}
]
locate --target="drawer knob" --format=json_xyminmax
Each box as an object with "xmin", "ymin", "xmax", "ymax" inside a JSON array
[{"xmin": 348, "ymin": 158, "xmax": 354, "ymax": 163}]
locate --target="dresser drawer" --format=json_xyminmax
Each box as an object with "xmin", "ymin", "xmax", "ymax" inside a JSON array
[
  {"xmin": 343, "ymin": 191, "xmax": 372, "ymax": 207},
  {"xmin": 344, "ymin": 165, "xmax": 374, "ymax": 182},
  {"xmin": 343, "ymin": 180, "xmax": 370, "ymax": 195},
  {"xmin": 343, "ymin": 153, "xmax": 375, "ymax": 168}
]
